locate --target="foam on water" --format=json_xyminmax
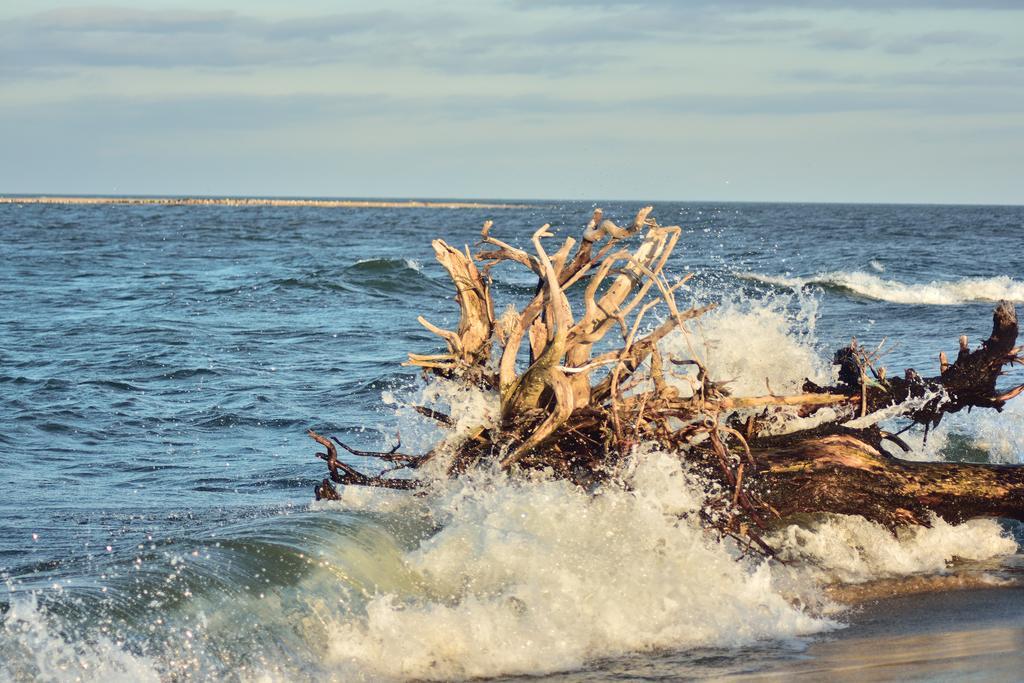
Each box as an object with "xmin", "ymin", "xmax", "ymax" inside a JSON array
[
  {"xmin": 970, "ymin": 402, "xmax": 1024, "ymax": 464},
  {"xmin": 318, "ymin": 452, "xmax": 1016, "ymax": 680},
  {"xmin": 322, "ymin": 450, "xmax": 834, "ymax": 680},
  {"xmin": 382, "ymin": 376, "xmax": 501, "ymax": 478},
  {"xmin": 740, "ymin": 271, "xmax": 1024, "ymax": 305},
  {"xmin": 769, "ymin": 515, "xmax": 1017, "ymax": 585},
  {"xmin": 0, "ymin": 596, "xmax": 161, "ymax": 682},
  {"xmin": 663, "ymin": 292, "xmax": 829, "ymax": 398},
  {"xmin": 660, "ymin": 291, "xmax": 844, "ymax": 435}
]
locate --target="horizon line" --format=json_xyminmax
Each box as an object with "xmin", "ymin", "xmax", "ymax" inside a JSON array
[{"xmin": 1, "ymin": 192, "xmax": 1021, "ymax": 210}]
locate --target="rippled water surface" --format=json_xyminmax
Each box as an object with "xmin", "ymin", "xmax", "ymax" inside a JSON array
[{"xmin": 2, "ymin": 200, "xmax": 1024, "ymax": 680}]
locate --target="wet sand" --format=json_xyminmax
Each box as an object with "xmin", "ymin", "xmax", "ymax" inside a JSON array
[
  {"xmin": 736, "ymin": 585, "xmax": 1024, "ymax": 681},
  {"xmin": 0, "ymin": 195, "xmax": 530, "ymax": 209}
]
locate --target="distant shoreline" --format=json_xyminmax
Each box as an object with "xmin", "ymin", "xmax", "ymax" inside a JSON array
[{"xmin": 0, "ymin": 196, "xmax": 531, "ymax": 209}]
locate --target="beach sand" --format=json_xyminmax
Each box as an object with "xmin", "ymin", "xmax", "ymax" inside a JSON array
[
  {"xmin": 0, "ymin": 195, "xmax": 530, "ymax": 209},
  {"xmin": 736, "ymin": 585, "xmax": 1024, "ymax": 681}
]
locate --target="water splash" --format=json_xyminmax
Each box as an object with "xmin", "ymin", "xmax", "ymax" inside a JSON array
[
  {"xmin": 769, "ymin": 514, "xmax": 1017, "ymax": 585},
  {"xmin": 322, "ymin": 450, "xmax": 834, "ymax": 680}
]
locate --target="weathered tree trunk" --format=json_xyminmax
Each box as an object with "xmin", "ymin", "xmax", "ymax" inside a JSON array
[
  {"xmin": 307, "ymin": 207, "xmax": 1024, "ymax": 554},
  {"xmin": 753, "ymin": 433, "xmax": 1024, "ymax": 528}
]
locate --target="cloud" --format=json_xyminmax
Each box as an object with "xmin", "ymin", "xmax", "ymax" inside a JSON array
[
  {"xmin": 4, "ymin": 80, "xmax": 1020, "ymax": 140},
  {"xmin": 1, "ymin": 6, "xmax": 468, "ymax": 72},
  {"xmin": 884, "ymin": 30, "xmax": 994, "ymax": 54},
  {"xmin": 10, "ymin": 2, "xmax": 1006, "ymax": 82},
  {"xmin": 22, "ymin": 7, "xmax": 241, "ymax": 33},
  {"xmin": 11, "ymin": 6, "xmax": 452, "ymax": 39},
  {"xmin": 515, "ymin": 0, "xmax": 1024, "ymax": 10},
  {"xmin": 784, "ymin": 66, "xmax": 1024, "ymax": 90},
  {"xmin": 4, "ymin": 2, "xmax": 1021, "ymax": 119},
  {"xmin": 647, "ymin": 88, "xmax": 1024, "ymax": 116},
  {"xmin": 800, "ymin": 27, "xmax": 997, "ymax": 54},
  {"xmin": 531, "ymin": 10, "xmax": 811, "ymax": 41},
  {"xmin": 261, "ymin": 11, "xmax": 463, "ymax": 42},
  {"xmin": 1, "ymin": 6, "xmax": 613, "ymax": 77},
  {"xmin": 808, "ymin": 29, "xmax": 875, "ymax": 51}
]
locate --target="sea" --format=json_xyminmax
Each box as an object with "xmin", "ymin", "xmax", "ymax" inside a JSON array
[{"xmin": 2, "ymin": 199, "xmax": 1024, "ymax": 681}]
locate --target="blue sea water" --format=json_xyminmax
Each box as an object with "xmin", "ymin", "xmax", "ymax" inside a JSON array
[{"xmin": 1, "ymin": 200, "xmax": 1024, "ymax": 680}]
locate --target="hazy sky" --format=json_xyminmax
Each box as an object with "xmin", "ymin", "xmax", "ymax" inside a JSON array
[{"xmin": 2, "ymin": 1, "xmax": 1022, "ymax": 203}]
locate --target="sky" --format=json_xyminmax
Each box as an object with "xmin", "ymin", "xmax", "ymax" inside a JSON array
[{"xmin": 1, "ymin": 1, "xmax": 1022, "ymax": 204}]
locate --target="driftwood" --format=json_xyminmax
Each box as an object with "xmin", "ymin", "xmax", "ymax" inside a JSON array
[{"xmin": 307, "ymin": 207, "xmax": 1024, "ymax": 554}]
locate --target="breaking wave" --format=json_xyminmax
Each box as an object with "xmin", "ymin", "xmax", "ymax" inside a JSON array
[
  {"xmin": 739, "ymin": 271, "xmax": 1024, "ymax": 305},
  {"xmin": 662, "ymin": 291, "xmax": 828, "ymax": 398},
  {"xmin": 2, "ymin": 448, "xmax": 1016, "ymax": 682},
  {"xmin": 769, "ymin": 514, "xmax": 1017, "ymax": 585}
]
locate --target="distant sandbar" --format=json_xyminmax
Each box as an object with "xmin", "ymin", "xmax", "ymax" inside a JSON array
[{"xmin": 0, "ymin": 196, "xmax": 530, "ymax": 209}]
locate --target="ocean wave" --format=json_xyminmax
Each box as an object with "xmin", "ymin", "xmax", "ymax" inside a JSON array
[
  {"xmin": 769, "ymin": 514, "xmax": 1016, "ymax": 585},
  {"xmin": 344, "ymin": 258, "xmax": 446, "ymax": 296},
  {"xmin": 349, "ymin": 257, "xmax": 423, "ymax": 273},
  {"xmin": 320, "ymin": 453, "xmax": 833, "ymax": 680},
  {"xmin": 155, "ymin": 367, "xmax": 222, "ymax": 381},
  {"xmin": 0, "ymin": 597, "xmax": 161, "ymax": 683},
  {"xmin": 1, "ymin": 454, "xmax": 1017, "ymax": 682},
  {"xmin": 317, "ymin": 451, "xmax": 1015, "ymax": 680},
  {"xmin": 739, "ymin": 271, "xmax": 1024, "ymax": 305},
  {"xmin": 898, "ymin": 398, "xmax": 1024, "ymax": 466},
  {"xmin": 270, "ymin": 276, "xmax": 370, "ymax": 296},
  {"xmin": 270, "ymin": 259, "xmax": 443, "ymax": 298},
  {"xmin": 193, "ymin": 411, "xmax": 307, "ymax": 429}
]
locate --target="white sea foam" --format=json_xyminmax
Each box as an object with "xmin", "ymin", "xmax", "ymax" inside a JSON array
[
  {"xmin": 323, "ymin": 449, "xmax": 834, "ymax": 681},
  {"xmin": 740, "ymin": 271, "xmax": 1024, "ymax": 305},
  {"xmin": 663, "ymin": 292, "xmax": 829, "ymax": 398},
  {"xmin": 970, "ymin": 401, "xmax": 1024, "ymax": 464},
  {"xmin": 4, "ymin": 466, "xmax": 1017, "ymax": 683},
  {"xmin": 0, "ymin": 596, "xmax": 161, "ymax": 682},
  {"xmin": 769, "ymin": 514, "xmax": 1017, "ymax": 585},
  {"xmin": 320, "ymin": 449, "xmax": 1018, "ymax": 681},
  {"xmin": 659, "ymin": 292, "xmax": 844, "ymax": 435},
  {"xmin": 844, "ymin": 388, "xmax": 946, "ymax": 430},
  {"xmin": 383, "ymin": 377, "xmax": 501, "ymax": 478},
  {"xmin": 5, "ymin": 438, "xmax": 1019, "ymax": 682}
]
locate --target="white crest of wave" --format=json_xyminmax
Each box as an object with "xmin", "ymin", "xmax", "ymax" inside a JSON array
[
  {"xmin": 324, "ymin": 449, "xmax": 833, "ymax": 680},
  {"xmin": 740, "ymin": 271, "xmax": 1024, "ymax": 306},
  {"xmin": 769, "ymin": 514, "xmax": 1017, "ymax": 585},
  {"xmin": 0, "ymin": 596, "xmax": 160, "ymax": 682}
]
